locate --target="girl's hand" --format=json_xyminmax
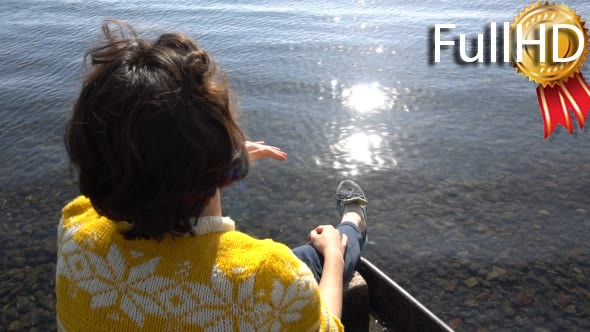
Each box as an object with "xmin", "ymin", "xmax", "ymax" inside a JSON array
[
  {"xmin": 245, "ymin": 141, "xmax": 287, "ymax": 161},
  {"xmin": 308, "ymin": 225, "xmax": 348, "ymax": 258}
]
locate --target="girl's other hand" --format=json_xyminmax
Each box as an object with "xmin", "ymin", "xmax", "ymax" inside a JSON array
[
  {"xmin": 245, "ymin": 141, "xmax": 287, "ymax": 161},
  {"xmin": 308, "ymin": 225, "xmax": 348, "ymax": 258}
]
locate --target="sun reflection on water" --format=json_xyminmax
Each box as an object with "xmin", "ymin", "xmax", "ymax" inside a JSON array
[
  {"xmin": 346, "ymin": 132, "xmax": 382, "ymax": 163},
  {"xmin": 327, "ymin": 131, "xmax": 396, "ymax": 176},
  {"xmin": 317, "ymin": 80, "xmax": 407, "ymax": 175},
  {"xmin": 342, "ymin": 82, "xmax": 389, "ymax": 113}
]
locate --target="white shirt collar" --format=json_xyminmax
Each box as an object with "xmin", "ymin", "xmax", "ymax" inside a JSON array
[{"xmin": 192, "ymin": 216, "xmax": 235, "ymax": 235}]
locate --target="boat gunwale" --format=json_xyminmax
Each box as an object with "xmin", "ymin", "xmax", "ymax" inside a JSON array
[{"xmin": 358, "ymin": 257, "xmax": 454, "ymax": 332}]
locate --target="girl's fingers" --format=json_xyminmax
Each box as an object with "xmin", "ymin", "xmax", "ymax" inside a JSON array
[
  {"xmin": 309, "ymin": 229, "xmax": 320, "ymax": 242},
  {"xmin": 247, "ymin": 145, "xmax": 287, "ymax": 161},
  {"xmin": 267, "ymin": 149, "xmax": 287, "ymax": 161}
]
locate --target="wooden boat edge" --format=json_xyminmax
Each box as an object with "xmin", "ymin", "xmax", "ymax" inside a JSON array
[{"xmin": 357, "ymin": 257, "xmax": 454, "ymax": 332}]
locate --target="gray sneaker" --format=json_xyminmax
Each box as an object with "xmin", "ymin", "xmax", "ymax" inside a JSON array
[{"xmin": 335, "ymin": 180, "xmax": 368, "ymax": 248}]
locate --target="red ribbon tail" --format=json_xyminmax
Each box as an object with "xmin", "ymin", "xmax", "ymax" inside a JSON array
[
  {"xmin": 537, "ymin": 73, "xmax": 590, "ymax": 138},
  {"xmin": 558, "ymin": 73, "xmax": 590, "ymax": 129},
  {"xmin": 536, "ymin": 84, "xmax": 573, "ymax": 138}
]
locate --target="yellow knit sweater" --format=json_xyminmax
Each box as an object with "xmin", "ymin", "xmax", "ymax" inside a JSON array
[{"xmin": 55, "ymin": 196, "xmax": 343, "ymax": 332}]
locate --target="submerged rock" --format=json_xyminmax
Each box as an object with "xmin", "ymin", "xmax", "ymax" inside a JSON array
[
  {"xmin": 16, "ymin": 296, "xmax": 29, "ymax": 311},
  {"xmin": 7, "ymin": 320, "xmax": 23, "ymax": 332},
  {"xmin": 515, "ymin": 315, "xmax": 528, "ymax": 326},
  {"xmin": 463, "ymin": 277, "xmax": 479, "ymax": 288},
  {"xmin": 3, "ymin": 307, "xmax": 18, "ymax": 322},
  {"xmin": 486, "ymin": 266, "xmax": 508, "ymax": 280},
  {"xmin": 475, "ymin": 291, "xmax": 490, "ymax": 301},
  {"xmin": 502, "ymin": 301, "xmax": 515, "ymax": 316},
  {"xmin": 513, "ymin": 292, "xmax": 535, "ymax": 306},
  {"xmin": 447, "ymin": 318, "xmax": 463, "ymax": 330},
  {"xmin": 555, "ymin": 294, "xmax": 571, "ymax": 307},
  {"xmin": 564, "ymin": 305, "xmax": 577, "ymax": 314},
  {"xmin": 444, "ymin": 281, "xmax": 457, "ymax": 292}
]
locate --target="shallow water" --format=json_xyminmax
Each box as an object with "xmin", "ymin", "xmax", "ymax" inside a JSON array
[{"xmin": 1, "ymin": 0, "xmax": 590, "ymax": 330}]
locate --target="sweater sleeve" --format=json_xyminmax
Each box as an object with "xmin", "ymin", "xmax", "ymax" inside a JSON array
[{"xmin": 254, "ymin": 241, "xmax": 344, "ymax": 332}]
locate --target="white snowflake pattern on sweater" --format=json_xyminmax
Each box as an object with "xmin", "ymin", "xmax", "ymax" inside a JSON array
[{"xmin": 59, "ymin": 241, "xmax": 319, "ymax": 331}]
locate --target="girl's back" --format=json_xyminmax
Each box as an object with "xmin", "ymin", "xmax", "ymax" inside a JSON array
[{"xmin": 56, "ymin": 196, "xmax": 337, "ymax": 331}]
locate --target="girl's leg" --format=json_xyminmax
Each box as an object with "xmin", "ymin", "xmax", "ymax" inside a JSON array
[{"xmin": 292, "ymin": 221, "xmax": 363, "ymax": 283}]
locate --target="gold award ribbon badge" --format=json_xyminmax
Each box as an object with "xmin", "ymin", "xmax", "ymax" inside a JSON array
[{"xmin": 512, "ymin": 1, "xmax": 590, "ymax": 138}]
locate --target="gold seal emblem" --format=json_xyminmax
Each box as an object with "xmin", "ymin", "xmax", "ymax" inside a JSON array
[{"xmin": 511, "ymin": 1, "xmax": 590, "ymax": 87}]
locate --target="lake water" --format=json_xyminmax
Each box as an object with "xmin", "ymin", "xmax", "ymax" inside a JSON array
[{"xmin": 1, "ymin": 0, "xmax": 590, "ymax": 330}]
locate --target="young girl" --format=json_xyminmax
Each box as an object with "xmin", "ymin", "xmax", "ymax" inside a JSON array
[{"xmin": 56, "ymin": 20, "xmax": 368, "ymax": 332}]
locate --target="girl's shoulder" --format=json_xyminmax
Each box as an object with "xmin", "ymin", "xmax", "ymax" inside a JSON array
[
  {"xmin": 217, "ymin": 230, "xmax": 302, "ymax": 271},
  {"xmin": 62, "ymin": 195, "xmax": 94, "ymax": 225}
]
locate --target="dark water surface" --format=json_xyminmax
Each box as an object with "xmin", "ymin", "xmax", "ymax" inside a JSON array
[{"xmin": 1, "ymin": 0, "xmax": 590, "ymax": 330}]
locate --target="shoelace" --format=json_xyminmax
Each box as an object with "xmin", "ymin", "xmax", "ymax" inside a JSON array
[{"xmin": 335, "ymin": 187, "xmax": 362, "ymax": 200}]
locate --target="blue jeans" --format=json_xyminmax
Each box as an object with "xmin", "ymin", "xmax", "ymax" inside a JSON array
[{"xmin": 292, "ymin": 222, "xmax": 363, "ymax": 282}]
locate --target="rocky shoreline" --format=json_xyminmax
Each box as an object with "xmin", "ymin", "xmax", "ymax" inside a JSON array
[{"xmin": 1, "ymin": 183, "xmax": 67, "ymax": 331}]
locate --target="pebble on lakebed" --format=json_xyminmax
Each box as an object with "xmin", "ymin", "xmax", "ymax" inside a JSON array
[
  {"xmin": 463, "ymin": 277, "xmax": 479, "ymax": 288},
  {"xmin": 486, "ymin": 266, "xmax": 508, "ymax": 280}
]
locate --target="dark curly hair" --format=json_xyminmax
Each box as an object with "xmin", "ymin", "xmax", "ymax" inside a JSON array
[{"xmin": 64, "ymin": 20, "xmax": 248, "ymax": 239}]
